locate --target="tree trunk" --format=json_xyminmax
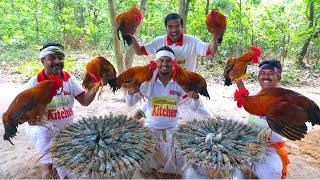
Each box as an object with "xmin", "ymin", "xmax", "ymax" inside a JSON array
[
  {"xmin": 124, "ymin": 0, "xmax": 148, "ymax": 69},
  {"xmin": 296, "ymin": 1, "xmax": 314, "ymax": 67},
  {"xmin": 33, "ymin": 0, "xmax": 39, "ymax": 43},
  {"xmin": 205, "ymin": 0, "xmax": 209, "ymax": 16},
  {"xmin": 236, "ymin": 0, "xmax": 242, "ymax": 54},
  {"xmin": 55, "ymin": 0, "xmax": 65, "ymax": 42},
  {"xmin": 93, "ymin": 7, "xmax": 98, "ymax": 47},
  {"xmin": 178, "ymin": 0, "xmax": 190, "ymax": 33},
  {"xmin": 107, "ymin": 0, "xmax": 125, "ymax": 73}
]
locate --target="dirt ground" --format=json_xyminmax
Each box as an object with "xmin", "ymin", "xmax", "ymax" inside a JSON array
[{"xmin": 0, "ymin": 79, "xmax": 320, "ymax": 179}]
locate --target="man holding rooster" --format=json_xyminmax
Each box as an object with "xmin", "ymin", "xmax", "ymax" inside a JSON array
[
  {"xmin": 130, "ymin": 13, "xmax": 214, "ymax": 121},
  {"xmin": 24, "ymin": 43, "xmax": 102, "ymax": 179},
  {"xmin": 237, "ymin": 60, "xmax": 289, "ymax": 179},
  {"xmin": 125, "ymin": 46, "xmax": 200, "ymax": 177}
]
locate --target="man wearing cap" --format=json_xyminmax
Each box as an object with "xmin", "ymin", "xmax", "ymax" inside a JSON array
[
  {"xmin": 24, "ymin": 42, "xmax": 101, "ymax": 179},
  {"xmin": 126, "ymin": 46, "xmax": 200, "ymax": 177},
  {"xmin": 237, "ymin": 60, "xmax": 289, "ymax": 179}
]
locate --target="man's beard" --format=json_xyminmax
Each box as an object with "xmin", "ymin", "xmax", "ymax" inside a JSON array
[{"xmin": 51, "ymin": 64, "xmax": 64, "ymax": 76}]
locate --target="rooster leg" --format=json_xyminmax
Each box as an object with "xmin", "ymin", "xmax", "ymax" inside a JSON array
[
  {"xmin": 138, "ymin": 92, "xmax": 146, "ymax": 102},
  {"xmin": 39, "ymin": 121, "xmax": 61, "ymax": 137},
  {"xmin": 138, "ymin": 92, "xmax": 151, "ymax": 102},
  {"xmin": 234, "ymin": 74, "xmax": 251, "ymax": 82},
  {"xmin": 97, "ymin": 85, "xmax": 104, "ymax": 100},
  {"xmin": 266, "ymin": 128, "xmax": 273, "ymax": 142},
  {"xmin": 92, "ymin": 82, "xmax": 102, "ymax": 92},
  {"xmin": 257, "ymin": 126, "xmax": 269, "ymax": 143}
]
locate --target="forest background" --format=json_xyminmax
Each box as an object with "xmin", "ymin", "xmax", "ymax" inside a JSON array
[
  {"xmin": 0, "ymin": 0, "xmax": 319, "ymax": 84},
  {"xmin": 0, "ymin": 0, "xmax": 319, "ymax": 178}
]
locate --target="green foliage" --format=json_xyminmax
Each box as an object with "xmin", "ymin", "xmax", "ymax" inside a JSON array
[
  {"xmin": 0, "ymin": 0, "xmax": 319, "ymax": 85},
  {"xmin": 281, "ymin": 66, "xmax": 302, "ymax": 86},
  {"xmin": 17, "ymin": 58, "xmax": 42, "ymax": 81}
]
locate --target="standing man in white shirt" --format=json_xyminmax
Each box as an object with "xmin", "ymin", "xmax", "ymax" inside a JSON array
[
  {"xmin": 237, "ymin": 60, "xmax": 289, "ymax": 179},
  {"xmin": 126, "ymin": 46, "xmax": 200, "ymax": 177},
  {"xmin": 130, "ymin": 13, "xmax": 214, "ymax": 121},
  {"xmin": 24, "ymin": 42, "xmax": 102, "ymax": 179}
]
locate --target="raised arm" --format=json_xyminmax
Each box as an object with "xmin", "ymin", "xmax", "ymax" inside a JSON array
[{"xmin": 130, "ymin": 35, "xmax": 144, "ymax": 55}]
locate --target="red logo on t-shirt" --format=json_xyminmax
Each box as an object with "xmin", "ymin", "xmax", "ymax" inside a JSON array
[
  {"xmin": 64, "ymin": 91, "xmax": 70, "ymax": 95},
  {"xmin": 170, "ymin": 90, "xmax": 174, "ymax": 94}
]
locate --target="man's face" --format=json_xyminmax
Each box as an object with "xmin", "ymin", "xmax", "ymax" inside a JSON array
[
  {"xmin": 166, "ymin": 18, "xmax": 183, "ymax": 43},
  {"xmin": 258, "ymin": 69, "xmax": 281, "ymax": 89},
  {"xmin": 42, "ymin": 53, "xmax": 65, "ymax": 76},
  {"xmin": 157, "ymin": 56, "xmax": 173, "ymax": 76}
]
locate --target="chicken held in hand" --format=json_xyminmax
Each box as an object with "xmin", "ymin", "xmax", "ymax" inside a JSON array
[
  {"xmin": 234, "ymin": 87, "xmax": 320, "ymax": 141},
  {"xmin": 116, "ymin": 6, "xmax": 143, "ymax": 46},
  {"xmin": 2, "ymin": 75, "xmax": 62, "ymax": 145},
  {"xmin": 206, "ymin": 8, "xmax": 227, "ymax": 55},
  {"xmin": 224, "ymin": 46, "xmax": 261, "ymax": 86},
  {"xmin": 82, "ymin": 56, "xmax": 117, "ymax": 99},
  {"xmin": 173, "ymin": 63, "xmax": 210, "ymax": 99},
  {"xmin": 112, "ymin": 61, "xmax": 157, "ymax": 93}
]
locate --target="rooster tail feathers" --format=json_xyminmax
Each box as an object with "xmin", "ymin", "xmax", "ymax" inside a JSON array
[
  {"xmin": 218, "ymin": 33, "xmax": 224, "ymax": 44},
  {"xmin": 200, "ymin": 87, "xmax": 210, "ymax": 100},
  {"xmin": 3, "ymin": 124, "xmax": 18, "ymax": 145},
  {"xmin": 224, "ymin": 77, "xmax": 232, "ymax": 86},
  {"xmin": 308, "ymin": 106, "xmax": 320, "ymax": 126},
  {"xmin": 250, "ymin": 46, "xmax": 262, "ymax": 64},
  {"xmin": 122, "ymin": 35, "xmax": 132, "ymax": 46},
  {"xmin": 108, "ymin": 78, "xmax": 119, "ymax": 94},
  {"xmin": 117, "ymin": 21, "xmax": 123, "ymax": 41}
]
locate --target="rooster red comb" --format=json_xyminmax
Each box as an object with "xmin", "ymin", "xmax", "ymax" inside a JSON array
[
  {"xmin": 149, "ymin": 60, "xmax": 157, "ymax": 72},
  {"xmin": 234, "ymin": 88, "xmax": 249, "ymax": 108},
  {"xmin": 250, "ymin": 46, "xmax": 261, "ymax": 64},
  {"xmin": 49, "ymin": 75, "xmax": 63, "ymax": 88}
]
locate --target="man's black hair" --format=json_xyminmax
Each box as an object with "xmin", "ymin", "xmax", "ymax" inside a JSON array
[
  {"xmin": 156, "ymin": 46, "xmax": 175, "ymax": 55},
  {"xmin": 164, "ymin": 13, "xmax": 183, "ymax": 27},
  {"xmin": 39, "ymin": 42, "xmax": 64, "ymax": 52},
  {"xmin": 259, "ymin": 60, "xmax": 282, "ymax": 71}
]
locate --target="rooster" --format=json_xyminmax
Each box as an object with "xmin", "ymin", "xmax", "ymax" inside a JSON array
[
  {"xmin": 82, "ymin": 56, "xmax": 117, "ymax": 99},
  {"xmin": 223, "ymin": 46, "xmax": 261, "ymax": 86},
  {"xmin": 116, "ymin": 6, "xmax": 143, "ymax": 46},
  {"xmin": 206, "ymin": 8, "xmax": 227, "ymax": 55},
  {"xmin": 173, "ymin": 63, "xmax": 210, "ymax": 99},
  {"xmin": 234, "ymin": 87, "xmax": 320, "ymax": 141},
  {"xmin": 111, "ymin": 61, "xmax": 157, "ymax": 93},
  {"xmin": 2, "ymin": 75, "xmax": 63, "ymax": 145}
]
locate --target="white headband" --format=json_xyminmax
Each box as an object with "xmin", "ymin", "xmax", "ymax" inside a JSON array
[
  {"xmin": 40, "ymin": 46, "xmax": 65, "ymax": 59},
  {"xmin": 156, "ymin": 50, "xmax": 174, "ymax": 60}
]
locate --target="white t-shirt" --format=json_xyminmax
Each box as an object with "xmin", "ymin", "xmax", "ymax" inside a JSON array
[
  {"xmin": 25, "ymin": 70, "xmax": 85, "ymax": 128},
  {"xmin": 142, "ymin": 34, "xmax": 210, "ymax": 71},
  {"xmin": 126, "ymin": 78, "xmax": 200, "ymax": 129}
]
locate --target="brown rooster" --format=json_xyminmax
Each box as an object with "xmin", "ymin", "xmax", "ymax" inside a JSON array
[
  {"xmin": 116, "ymin": 6, "xmax": 143, "ymax": 46},
  {"xmin": 2, "ymin": 75, "xmax": 63, "ymax": 145},
  {"xmin": 234, "ymin": 87, "xmax": 320, "ymax": 141},
  {"xmin": 82, "ymin": 56, "xmax": 117, "ymax": 99},
  {"xmin": 206, "ymin": 8, "xmax": 227, "ymax": 55},
  {"xmin": 173, "ymin": 63, "xmax": 210, "ymax": 99},
  {"xmin": 112, "ymin": 61, "xmax": 157, "ymax": 93},
  {"xmin": 223, "ymin": 46, "xmax": 261, "ymax": 86}
]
